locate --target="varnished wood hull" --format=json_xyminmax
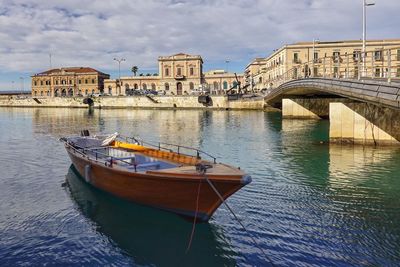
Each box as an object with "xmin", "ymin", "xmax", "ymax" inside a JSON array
[{"xmin": 66, "ymin": 146, "xmax": 247, "ymax": 221}]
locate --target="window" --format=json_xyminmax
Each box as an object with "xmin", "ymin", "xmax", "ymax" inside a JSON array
[
  {"xmin": 177, "ymin": 67, "xmax": 182, "ymax": 76},
  {"xmin": 34, "ymin": 81, "xmax": 37, "ymax": 86},
  {"xmin": 34, "ymin": 91, "xmax": 37, "ymax": 96},
  {"xmin": 213, "ymin": 82, "xmax": 219, "ymax": 90},
  {"xmin": 55, "ymin": 80, "xmax": 59, "ymax": 85},
  {"xmin": 190, "ymin": 67, "xmax": 194, "ymax": 76},
  {"xmin": 40, "ymin": 91, "xmax": 43, "ymax": 96},
  {"xmin": 333, "ymin": 52, "xmax": 340, "ymax": 62},
  {"xmin": 313, "ymin": 52, "xmax": 318, "ymax": 60},
  {"xmin": 143, "ymin": 84, "xmax": 147, "ymax": 90},
  {"xmin": 85, "ymin": 89, "xmax": 88, "ymax": 95},
  {"xmin": 259, "ymin": 77, "xmax": 262, "ymax": 83},
  {"xmin": 78, "ymin": 79, "xmax": 82, "ymax": 84},
  {"xmin": 353, "ymin": 51, "xmax": 361, "ymax": 62},
  {"xmin": 69, "ymin": 80, "xmax": 73, "ymax": 85},
  {"xmin": 151, "ymin": 83, "xmax": 156, "ymax": 90},
  {"xmin": 62, "ymin": 80, "xmax": 66, "ymax": 85},
  {"xmin": 313, "ymin": 67, "xmax": 318, "ymax": 77},
  {"xmin": 374, "ymin": 51, "xmax": 382, "ymax": 61},
  {"xmin": 92, "ymin": 79, "xmax": 95, "ymax": 84},
  {"xmin": 85, "ymin": 79, "xmax": 88, "ymax": 84},
  {"xmin": 397, "ymin": 50, "xmax": 400, "ymax": 61},
  {"xmin": 189, "ymin": 82, "xmax": 194, "ymax": 90},
  {"xmin": 40, "ymin": 81, "xmax": 43, "ymax": 86},
  {"xmin": 134, "ymin": 84, "xmax": 138, "ymax": 89},
  {"xmin": 375, "ymin": 68, "xmax": 381, "ymax": 77},
  {"xmin": 293, "ymin": 53, "xmax": 299, "ymax": 63},
  {"xmin": 47, "ymin": 91, "xmax": 50, "ymax": 96},
  {"xmin": 108, "ymin": 86, "xmax": 112, "ymax": 95},
  {"xmin": 397, "ymin": 67, "xmax": 400, "ymax": 78},
  {"xmin": 165, "ymin": 68, "xmax": 169, "ymax": 76},
  {"xmin": 223, "ymin": 81, "xmax": 228, "ymax": 90},
  {"xmin": 165, "ymin": 83, "xmax": 169, "ymax": 90}
]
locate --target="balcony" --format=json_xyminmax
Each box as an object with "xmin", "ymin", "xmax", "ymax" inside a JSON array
[
  {"xmin": 292, "ymin": 59, "xmax": 301, "ymax": 64},
  {"xmin": 175, "ymin": 75, "xmax": 185, "ymax": 80}
]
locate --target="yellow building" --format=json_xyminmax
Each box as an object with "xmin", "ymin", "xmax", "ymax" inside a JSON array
[
  {"xmin": 105, "ymin": 53, "xmax": 244, "ymax": 96},
  {"xmin": 31, "ymin": 67, "xmax": 110, "ymax": 97},
  {"xmin": 246, "ymin": 39, "xmax": 400, "ymax": 89}
]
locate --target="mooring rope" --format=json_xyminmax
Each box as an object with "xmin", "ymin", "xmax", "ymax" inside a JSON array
[
  {"xmin": 196, "ymin": 164, "xmax": 276, "ymax": 267},
  {"xmin": 186, "ymin": 180, "xmax": 202, "ymax": 253}
]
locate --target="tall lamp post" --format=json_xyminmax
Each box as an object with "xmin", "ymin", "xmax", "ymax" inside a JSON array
[
  {"xmin": 362, "ymin": 0, "xmax": 375, "ymax": 77},
  {"xmin": 19, "ymin": 77, "xmax": 24, "ymax": 95},
  {"xmin": 113, "ymin": 57, "xmax": 125, "ymax": 95},
  {"xmin": 225, "ymin": 59, "xmax": 230, "ymax": 73}
]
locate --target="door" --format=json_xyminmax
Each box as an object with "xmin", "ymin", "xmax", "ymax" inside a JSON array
[{"xmin": 176, "ymin": 82, "xmax": 182, "ymax": 95}]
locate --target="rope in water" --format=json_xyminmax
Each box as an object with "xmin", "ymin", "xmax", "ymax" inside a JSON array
[
  {"xmin": 202, "ymin": 171, "xmax": 276, "ymax": 267},
  {"xmin": 186, "ymin": 180, "xmax": 202, "ymax": 253}
]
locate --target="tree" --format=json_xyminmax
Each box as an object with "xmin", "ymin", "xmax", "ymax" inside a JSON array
[{"xmin": 131, "ymin": 66, "xmax": 138, "ymax": 76}]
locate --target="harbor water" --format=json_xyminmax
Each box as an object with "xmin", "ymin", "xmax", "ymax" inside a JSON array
[{"xmin": 0, "ymin": 107, "xmax": 399, "ymax": 266}]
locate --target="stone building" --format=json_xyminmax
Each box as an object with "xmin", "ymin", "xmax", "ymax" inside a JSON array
[
  {"xmin": 105, "ymin": 53, "xmax": 244, "ymax": 96},
  {"xmin": 31, "ymin": 67, "xmax": 110, "ymax": 97},
  {"xmin": 245, "ymin": 39, "xmax": 400, "ymax": 90}
]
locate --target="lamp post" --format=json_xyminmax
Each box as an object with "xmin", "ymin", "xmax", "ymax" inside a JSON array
[
  {"xmin": 225, "ymin": 59, "xmax": 230, "ymax": 73},
  {"xmin": 19, "ymin": 77, "xmax": 24, "ymax": 95},
  {"xmin": 312, "ymin": 38, "xmax": 319, "ymax": 77},
  {"xmin": 362, "ymin": 0, "xmax": 375, "ymax": 77},
  {"xmin": 113, "ymin": 57, "xmax": 125, "ymax": 95}
]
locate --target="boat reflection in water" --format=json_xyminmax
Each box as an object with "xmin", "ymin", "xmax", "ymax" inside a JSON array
[{"xmin": 65, "ymin": 165, "xmax": 237, "ymax": 266}]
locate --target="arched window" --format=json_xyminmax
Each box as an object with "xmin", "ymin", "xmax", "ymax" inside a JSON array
[
  {"xmin": 92, "ymin": 89, "xmax": 95, "ymax": 95},
  {"xmin": 213, "ymin": 81, "xmax": 219, "ymax": 90},
  {"xmin": 125, "ymin": 83, "xmax": 130, "ymax": 90},
  {"xmin": 189, "ymin": 82, "xmax": 194, "ymax": 90},
  {"xmin": 85, "ymin": 89, "xmax": 88, "ymax": 95},
  {"xmin": 34, "ymin": 91, "xmax": 37, "ymax": 96},
  {"xmin": 47, "ymin": 91, "xmax": 50, "ymax": 96},
  {"xmin": 68, "ymin": 88, "xmax": 73, "ymax": 96},
  {"xmin": 223, "ymin": 81, "xmax": 228, "ymax": 90},
  {"xmin": 259, "ymin": 77, "xmax": 262, "ymax": 83},
  {"xmin": 134, "ymin": 84, "xmax": 138, "ymax": 89},
  {"xmin": 143, "ymin": 83, "xmax": 147, "ymax": 90},
  {"xmin": 165, "ymin": 68, "xmax": 169, "ymax": 76},
  {"xmin": 54, "ymin": 89, "xmax": 59, "ymax": 97},
  {"xmin": 40, "ymin": 91, "xmax": 43, "ymax": 96},
  {"xmin": 165, "ymin": 83, "xmax": 169, "ymax": 90},
  {"xmin": 151, "ymin": 83, "xmax": 156, "ymax": 90},
  {"xmin": 61, "ymin": 89, "xmax": 67, "ymax": 97},
  {"xmin": 108, "ymin": 86, "xmax": 112, "ymax": 95},
  {"xmin": 78, "ymin": 89, "xmax": 82, "ymax": 96}
]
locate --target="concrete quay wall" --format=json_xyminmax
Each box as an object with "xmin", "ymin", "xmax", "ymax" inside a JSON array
[{"xmin": 0, "ymin": 96, "xmax": 266, "ymax": 110}]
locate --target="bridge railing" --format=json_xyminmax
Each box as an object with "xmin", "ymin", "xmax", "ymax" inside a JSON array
[{"xmin": 264, "ymin": 46, "xmax": 400, "ymax": 90}]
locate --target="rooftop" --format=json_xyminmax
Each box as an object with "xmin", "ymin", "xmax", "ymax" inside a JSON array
[{"xmin": 33, "ymin": 67, "xmax": 109, "ymax": 76}]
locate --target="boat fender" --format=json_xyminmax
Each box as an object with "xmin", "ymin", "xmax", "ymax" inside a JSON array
[
  {"xmin": 241, "ymin": 175, "xmax": 252, "ymax": 185},
  {"xmin": 85, "ymin": 165, "xmax": 91, "ymax": 183}
]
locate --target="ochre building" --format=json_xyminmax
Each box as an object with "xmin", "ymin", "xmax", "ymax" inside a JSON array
[
  {"xmin": 31, "ymin": 67, "xmax": 110, "ymax": 97},
  {"xmin": 105, "ymin": 53, "xmax": 244, "ymax": 96},
  {"xmin": 246, "ymin": 39, "xmax": 400, "ymax": 90}
]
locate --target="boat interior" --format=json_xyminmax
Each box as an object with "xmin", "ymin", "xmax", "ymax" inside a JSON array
[{"xmin": 83, "ymin": 146, "xmax": 180, "ymax": 172}]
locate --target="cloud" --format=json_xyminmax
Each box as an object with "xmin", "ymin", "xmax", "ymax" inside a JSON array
[{"xmin": 0, "ymin": 0, "xmax": 399, "ymax": 90}]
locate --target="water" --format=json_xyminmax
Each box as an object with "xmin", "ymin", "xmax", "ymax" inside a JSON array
[{"xmin": 0, "ymin": 107, "xmax": 400, "ymax": 266}]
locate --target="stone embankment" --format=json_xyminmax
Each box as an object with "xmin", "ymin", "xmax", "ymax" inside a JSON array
[{"xmin": 0, "ymin": 95, "xmax": 266, "ymax": 110}]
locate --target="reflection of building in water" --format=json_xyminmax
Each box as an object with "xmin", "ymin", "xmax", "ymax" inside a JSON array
[{"xmin": 328, "ymin": 144, "xmax": 399, "ymax": 181}]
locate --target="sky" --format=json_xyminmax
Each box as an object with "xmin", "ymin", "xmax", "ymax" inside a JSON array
[{"xmin": 0, "ymin": 0, "xmax": 399, "ymax": 91}]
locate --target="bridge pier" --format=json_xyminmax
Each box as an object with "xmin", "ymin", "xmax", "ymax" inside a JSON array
[
  {"xmin": 282, "ymin": 98, "xmax": 347, "ymax": 119},
  {"xmin": 329, "ymin": 102, "xmax": 400, "ymax": 145}
]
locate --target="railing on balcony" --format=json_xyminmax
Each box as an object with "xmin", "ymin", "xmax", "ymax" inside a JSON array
[
  {"xmin": 175, "ymin": 75, "xmax": 185, "ymax": 80},
  {"xmin": 263, "ymin": 46, "xmax": 400, "ymax": 90}
]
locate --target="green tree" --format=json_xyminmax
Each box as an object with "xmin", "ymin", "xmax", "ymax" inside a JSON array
[{"xmin": 131, "ymin": 66, "xmax": 138, "ymax": 76}]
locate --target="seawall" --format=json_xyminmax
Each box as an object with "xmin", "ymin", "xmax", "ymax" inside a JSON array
[{"xmin": 0, "ymin": 95, "xmax": 266, "ymax": 110}]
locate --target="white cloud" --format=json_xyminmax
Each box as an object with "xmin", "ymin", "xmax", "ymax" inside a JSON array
[{"xmin": 0, "ymin": 0, "xmax": 399, "ymax": 89}]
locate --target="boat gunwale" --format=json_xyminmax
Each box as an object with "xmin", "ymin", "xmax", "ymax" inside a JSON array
[{"xmin": 65, "ymin": 143, "xmax": 245, "ymax": 183}]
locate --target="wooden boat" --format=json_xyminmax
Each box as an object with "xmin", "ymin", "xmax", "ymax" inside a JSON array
[{"xmin": 61, "ymin": 132, "xmax": 251, "ymax": 222}]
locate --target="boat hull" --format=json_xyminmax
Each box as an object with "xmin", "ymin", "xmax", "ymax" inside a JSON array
[{"xmin": 66, "ymin": 147, "xmax": 246, "ymax": 222}]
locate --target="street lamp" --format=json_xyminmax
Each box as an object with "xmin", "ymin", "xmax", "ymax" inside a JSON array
[
  {"xmin": 113, "ymin": 57, "xmax": 126, "ymax": 95},
  {"xmin": 312, "ymin": 38, "xmax": 319, "ymax": 77},
  {"xmin": 19, "ymin": 77, "xmax": 24, "ymax": 95},
  {"xmin": 362, "ymin": 0, "xmax": 375, "ymax": 77},
  {"xmin": 225, "ymin": 59, "xmax": 230, "ymax": 73}
]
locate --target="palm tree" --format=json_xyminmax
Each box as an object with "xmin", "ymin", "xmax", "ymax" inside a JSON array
[{"xmin": 131, "ymin": 66, "xmax": 138, "ymax": 76}]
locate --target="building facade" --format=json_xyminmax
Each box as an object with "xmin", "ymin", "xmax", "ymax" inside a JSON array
[
  {"xmin": 31, "ymin": 67, "xmax": 110, "ymax": 97},
  {"xmin": 246, "ymin": 39, "xmax": 400, "ymax": 89},
  {"xmin": 105, "ymin": 53, "xmax": 244, "ymax": 96}
]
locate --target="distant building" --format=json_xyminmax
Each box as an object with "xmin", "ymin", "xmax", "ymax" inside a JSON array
[
  {"xmin": 245, "ymin": 39, "xmax": 400, "ymax": 90},
  {"xmin": 105, "ymin": 53, "xmax": 244, "ymax": 96},
  {"xmin": 31, "ymin": 67, "xmax": 110, "ymax": 97}
]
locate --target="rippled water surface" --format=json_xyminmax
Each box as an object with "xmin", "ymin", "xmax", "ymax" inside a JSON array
[{"xmin": 1, "ymin": 107, "xmax": 400, "ymax": 266}]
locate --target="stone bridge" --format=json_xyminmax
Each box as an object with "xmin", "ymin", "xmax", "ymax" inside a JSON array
[{"xmin": 260, "ymin": 46, "xmax": 400, "ymax": 145}]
